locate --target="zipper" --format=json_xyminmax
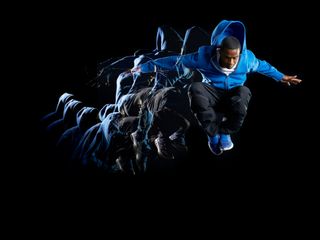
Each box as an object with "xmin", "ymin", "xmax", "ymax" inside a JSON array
[
  {"xmin": 225, "ymin": 75, "xmax": 229, "ymax": 91},
  {"xmin": 211, "ymin": 57, "xmax": 228, "ymax": 90},
  {"xmin": 211, "ymin": 55, "xmax": 242, "ymax": 91}
]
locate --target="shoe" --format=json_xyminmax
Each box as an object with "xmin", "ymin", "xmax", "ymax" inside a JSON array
[
  {"xmin": 208, "ymin": 134, "xmax": 223, "ymax": 156},
  {"xmin": 168, "ymin": 133, "xmax": 188, "ymax": 154},
  {"xmin": 131, "ymin": 130, "xmax": 142, "ymax": 160},
  {"xmin": 130, "ymin": 131, "xmax": 151, "ymax": 172},
  {"xmin": 155, "ymin": 137, "xmax": 174, "ymax": 159},
  {"xmin": 220, "ymin": 134, "xmax": 234, "ymax": 151},
  {"xmin": 115, "ymin": 156, "xmax": 134, "ymax": 174}
]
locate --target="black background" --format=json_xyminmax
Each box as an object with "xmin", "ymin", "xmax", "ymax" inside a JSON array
[
  {"xmin": 13, "ymin": 2, "xmax": 314, "ymax": 182},
  {"xmin": 3, "ymin": 5, "xmax": 318, "ymax": 230}
]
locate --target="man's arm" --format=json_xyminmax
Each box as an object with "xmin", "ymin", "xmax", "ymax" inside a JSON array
[
  {"xmin": 131, "ymin": 55, "xmax": 180, "ymax": 74},
  {"xmin": 247, "ymin": 50, "xmax": 302, "ymax": 85},
  {"xmin": 247, "ymin": 50, "xmax": 284, "ymax": 80},
  {"xmin": 131, "ymin": 53, "xmax": 200, "ymax": 74}
]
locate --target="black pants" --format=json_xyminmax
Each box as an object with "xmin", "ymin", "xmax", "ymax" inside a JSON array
[{"xmin": 188, "ymin": 82, "xmax": 251, "ymax": 136}]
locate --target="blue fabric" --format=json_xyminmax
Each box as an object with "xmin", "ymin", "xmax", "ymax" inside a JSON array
[
  {"xmin": 219, "ymin": 134, "xmax": 234, "ymax": 150},
  {"xmin": 139, "ymin": 20, "xmax": 284, "ymax": 90},
  {"xmin": 127, "ymin": 26, "xmax": 183, "ymax": 94},
  {"xmin": 208, "ymin": 134, "xmax": 222, "ymax": 155}
]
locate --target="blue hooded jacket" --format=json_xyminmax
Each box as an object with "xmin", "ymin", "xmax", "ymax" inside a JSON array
[{"xmin": 139, "ymin": 20, "xmax": 284, "ymax": 90}]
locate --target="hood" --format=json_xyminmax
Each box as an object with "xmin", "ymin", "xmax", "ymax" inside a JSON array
[
  {"xmin": 62, "ymin": 100, "xmax": 85, "ymax": 128},
  {"xmin": 55, "ymin": 92, "xmax": 74, "ymax": 115},
  {"xmin": 118, "ymin": 88, "xmax": 151, "ymax": 117},
  {"xmin": 155, "ymin": 25, "xmax": 183, "ymax": 53},
  {"xmin": 210, "ymin": 20, "xmax": 246, "ymax": 53},
  {"xmin": 76, "ymin": 107, "xmax": 99, "ymax": 130},
  {"xmin": 99, "ymin": 103, "xmax": 116, "ymax": 121},
  {"xmin": 181, "ymin": 26, "xmax": 210, "ymax": 55}
]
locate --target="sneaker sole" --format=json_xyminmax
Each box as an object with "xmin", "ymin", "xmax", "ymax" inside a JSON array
[
  {"xmin": 208, "ymin": 142, "xmax": 223, "ymax": 156},
  {"xmin": 221, "ymin": 142, "xmax": 234, "ymax": 151}
]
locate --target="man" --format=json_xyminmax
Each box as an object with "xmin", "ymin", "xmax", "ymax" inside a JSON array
[
  {"xmin": 131, "ymin": 20, "xmax": 302, "ymax": 155},
  {"xmin": 130, "ymin": 26, "xmax": 210, "ymax": 163}
]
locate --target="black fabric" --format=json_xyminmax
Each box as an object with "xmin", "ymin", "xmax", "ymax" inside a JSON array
[{"xmin": 188, "ymin": 82, "xmax": 251, "ymax": 136}]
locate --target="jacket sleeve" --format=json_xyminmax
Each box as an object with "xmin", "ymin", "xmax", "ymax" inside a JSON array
[
  {"xmin": 139, "ymin": 53, "xmax": 200, "ymax": 73},
  {"xmin": 178, "ymin": 52, "xmax": 200, "ymax": 69},
  {"xmin": 139, "ymin": 55, "xmax": 180, "ymax": 73},
  {"xmin": 247, "ymin": 50, "xmax": 284, "ymax": 81}
]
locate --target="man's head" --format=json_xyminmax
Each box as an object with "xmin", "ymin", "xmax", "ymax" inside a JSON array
[{"xmin": 218, "ymin": 36, "xmax": 241, "ymax": 69}]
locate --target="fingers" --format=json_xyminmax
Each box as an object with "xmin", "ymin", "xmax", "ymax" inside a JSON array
[
  {"xmin": 281, "ymin": 79, "xmax": 301, "ymax": 86},
  {"xmin": 130, "ymin": 67, "xmax": 137, "ymax": 74},
  {"xmin": 291, "ymin": 78, "xmax": 302, "ymax": 84},
  {"xmin": 288, "ymin": 77, "xmax": 302, "ymax": 85},
  {"xmin": 284, "ymin": 75, "xmax": 302, "ymax": 85},
  {"xmin": 131, "ymin": 66, "xmax": 141, "ymax": 75}
]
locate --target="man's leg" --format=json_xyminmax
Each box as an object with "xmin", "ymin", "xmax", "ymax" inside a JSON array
[
  {"xmin": 188, "ymin": 82, "xmax": 223, "ymax": 155},
  {"xmin": 130, "ymin": 103, "xmax": 153, "ymax": 173},
  {"xmin": 217, "ymin": 86, "xmax": 251, "ymax": 151},
  {"xmin": 153, "ymin": 108, "xmax": 190, "ymax": 159},
  {"xmin": 220, "ymin": 86, "xmax": 251, "ymax": 134},
  {"xmin": 188, "ymin": 82, "xmax": 222, "ymax": 136}
]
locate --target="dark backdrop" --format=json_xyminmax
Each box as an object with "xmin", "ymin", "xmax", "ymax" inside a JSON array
[{"xmin": 16, "ymin": 2, "xmax": 312, "ymax": 180}]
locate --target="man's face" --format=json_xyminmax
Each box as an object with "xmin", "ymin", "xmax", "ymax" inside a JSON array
[{"xmin": 219, "ymin": 48, "xmax": 240, "ymax": 69}]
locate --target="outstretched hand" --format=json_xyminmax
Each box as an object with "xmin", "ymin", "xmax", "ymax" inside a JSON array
[
  {"xmin": 281, "ymin": 75, "xmax": 302, "ymax": 86},
  {"xmin": 130, "ymin": 66, "xmax": 141, "ymax": 75}
]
